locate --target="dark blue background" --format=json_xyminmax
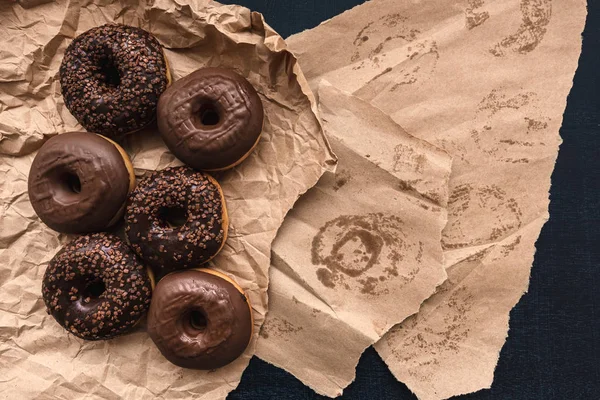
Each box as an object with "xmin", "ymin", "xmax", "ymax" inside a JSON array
[{"xmin": 222, "ymin": 1, "xmax": 600, "ymax": 398}]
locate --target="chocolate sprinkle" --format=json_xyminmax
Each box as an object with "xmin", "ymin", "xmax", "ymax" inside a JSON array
[
  {"xmin": 59, "ymin": 24, "xmax": 168, "ymax": 137},
  {"xmin": 124, "ymin": 166, "xmax": 227, "ymax": 278},
  {"xmin": 42, "ymin": 233, "xmax": 152, "ymax": 341}
]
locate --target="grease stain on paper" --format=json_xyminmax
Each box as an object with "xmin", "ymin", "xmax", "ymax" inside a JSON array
[
  {"xmin": 435, "ymin": 138, "xmax": 469, "ymax": 163},
  {"xmin": 393, "ymin": 144, "xmax": 427, "ymax": 174},
  {"xmin": 443, "ymin": 184, "xmax": 523, "ymax": 249},
  {"xmin": 490, "ymin": 0, "xmax": 552, "ymax": 56},
  {"xmin": 382, "ymin": 225, "xmax": 527, "ymax": 381},
  {"xmin": 333, "ymin": 169, "xmax": 351, "ymax": 191},
  {"xmin": 353, "ymin": 33, "xmax": 439, "ymax": 104},
  {"xmin": 499, "ymin": 235, "xmax": 522, "ymax": 257},
  {"xmin": 478, "ymin": 89, "xmax": 536, "ymax": 115},
  {"xmin": 259, "ymin": 317, "xmax": 303, "ymax": 340},
  {"xmin": 465, "ymin": 0, "xmax": 490, "ymax": 30},
  {"xmin": 525, "ymin": 116, "xmax": 548, "ymax": 133},
  {"xmin": 311, "ymin": 213, "xmax": 421, "ymax": 295},
  {"xmin": 389, "ymin": 41, "xmax": 439, "ymax": 92},
  {"xmin": 350, "ymin": 14, "xmax": 421, "ymax": 70},
  {"xmin": 385, "ymin": 285, "xmax": 475, "ymax": 382},
  {"xmin": 469, "ymin": 88, "xmax": 551, "ymax": 163}
]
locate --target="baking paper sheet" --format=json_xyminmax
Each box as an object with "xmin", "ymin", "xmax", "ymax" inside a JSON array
[
  {"xmin": 256, "ymin": 81, "xmax": 451, "ymax": 397},
  {"xmin": 257, "ymin": 0, "xmax": 586, "ymax": 398},
  {"xmin": 0, "ymin": 0, "xmax": 334, "ymax": 398}
]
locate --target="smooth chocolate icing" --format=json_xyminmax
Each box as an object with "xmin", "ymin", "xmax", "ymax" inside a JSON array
[
  {"xmin": 147, "ymin": 270, "xmax": 252, "ymax": 369},
  {"xmin": 28, "ymin": 132, "xmax": 131, "ymax": 233},
  {"xmin": 42, "ymin": 233, "xmax": 152, "ymax": 340},
  {"xmin": 157, "ymin": 67, "xmax": 263, "ymax": 170},
  {"xmin": 124, "ymin": 166, "xmax": 227, "ymax": 278},
  {"xmin": 60, "ymin": 24, "xmax": 169, "ymax": 138}
]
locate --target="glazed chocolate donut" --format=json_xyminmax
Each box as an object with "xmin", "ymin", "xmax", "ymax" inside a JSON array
[
  {"xmin": 42, "ymin": 233, "xmax": 153, "ymax": 340},
  {"xmin": 157, "ymin": 68, "xmax": 264, "ymax": 171},
  {"xmin": 28, "ymin": 132, "xmax": 135, "ymax": 234},
  {"xmin": 60, "ymin": 24, "xmax": 170, "ymax": 138},
  {"xmin": 148, "ymin": 269, "xmax": 253, "ymax": 369},
  {"xmin": 125, "ymin": 166, "xmax": 228, "ymax": 278}
]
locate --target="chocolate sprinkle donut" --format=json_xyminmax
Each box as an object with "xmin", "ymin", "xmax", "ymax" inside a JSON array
[
  {"xmin": 147, "ymin": 269, "xmax": 253, "ymax": 369},
  {"xmin": 59, "ymin": 24, "xmax": 169, "ymax": 138},
  {"xmin": 42, "ymin": 233, "xmax": 152, "ymax": 341},
  {"xmin": 125, "ymin": 166, "xmax": 228, "ymax": 278}
]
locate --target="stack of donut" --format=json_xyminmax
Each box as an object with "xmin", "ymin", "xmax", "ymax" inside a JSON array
[{"xmin": 28, "ymin": 24, "xmax": 263, "ymax": 370}]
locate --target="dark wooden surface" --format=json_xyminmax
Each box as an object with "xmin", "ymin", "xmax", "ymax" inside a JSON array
[{"xmin": 221, "ymin": 1, "xmax": 600, "ymax": 398}]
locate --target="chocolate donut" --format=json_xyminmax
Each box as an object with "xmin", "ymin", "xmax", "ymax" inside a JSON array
[
  {"xmin": 157, "ymin": 68, "xmax": 264, "ymax": 171},
  {"xmin": 148, "ymin": 269, "xmax": 253, "ymax": 369},
  {"xmin": 125, "ymin": 166, "xmax": 228, "ymax": 278},
  {"xmin": 60, "ymin": 24, "xmax": 170, "ymax": 138},
  {"xmin": 28, "ymin": 132, "xmax": 135, "ymax": 234},
  {"xmin": 42, "ymin": 233, "xmax": 153, "ymax": 340}
]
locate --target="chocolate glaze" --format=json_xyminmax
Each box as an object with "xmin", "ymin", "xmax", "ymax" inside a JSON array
[
  {"xmin": 157, "ymin": 68, "xmax": 263, "ymax": 170},
  {"xmin": 42, "ymin": 233, "xmax": 152, "ymax": 340},
  {"xmin": 60, "ymin": 24, "xmax": 169, "ymax": 138},
  {"xmin": 124, "ymin": 166, "xmax": 227, "ymax": 278},
  {"xmin": 28, "ymin": 132, "xmax": 131, "ymax": 234},
  {"xmin": 147, "ymin": 270, "xmax": 252, "ymax": 369}
]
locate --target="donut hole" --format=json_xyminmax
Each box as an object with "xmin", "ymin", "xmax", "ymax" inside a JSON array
[
  {"xmin": 158, "ymin": 206, "xmax": 188, "ymax": 229},
  {"xmin": 189, "ymin": 309, "xmax": 208, "ymax": 331},
  {"xmin": 83, "ymin": 280, "xmax": 106, "ymax": 299},
  {"xmin": 61, "ymin": 172, "xmax": 82, "ymax": 194},
  {"xmin": 98, "ymin": 58, "xmax": 121, "ymax": 88},
  {"xmin": 198, "ymin": 103, "xmax": 220, "ymax": 126}
]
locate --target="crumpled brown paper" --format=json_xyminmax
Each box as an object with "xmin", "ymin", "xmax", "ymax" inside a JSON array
[
  {"xmin": 0, "ymin": 0, "xmax": 334, "ymax": 399},
  {"xmin": 256, "ymin": 0, "xmax": 586, "ymax": 398},
  {"xmin": 255, "ymin": 81, "xmax": 451, "ymax": 397}
]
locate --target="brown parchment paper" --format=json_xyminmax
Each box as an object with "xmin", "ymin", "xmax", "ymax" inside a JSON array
[
  {"xmin": 0, "ymin": 0, "xmax": 334, "ymax": 398},
  {"xmin": 255, "ymin": 0, "xmax": 586, "ymax": 398},
  {"xmin": 255, "ymin": 81, "xmax": 451, "ymax": 397}
]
